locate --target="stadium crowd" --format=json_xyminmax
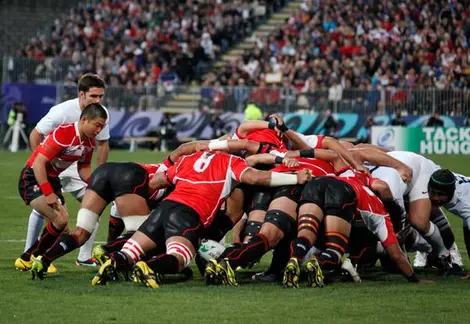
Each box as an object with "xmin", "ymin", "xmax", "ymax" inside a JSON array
[
  {"xmin": 16, "ymin": 0, "xmax": 278, "ymax": 86},
  {"xmin": 208, "ymin": 0, "xmax": 470, "ymax": 89}
]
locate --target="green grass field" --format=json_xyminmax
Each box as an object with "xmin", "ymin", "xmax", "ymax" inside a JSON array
[{"xmin": 1, "ymin": 151, "xmax": 470, "ymax": 324}]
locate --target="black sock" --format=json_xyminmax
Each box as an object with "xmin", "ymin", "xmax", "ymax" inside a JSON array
[
  {"xmin": 464, "ymin": 226, "xmax": 470, "ymax": 259},
  {"xmin": 108, "ymin": 216, "xmax": 125, "ymax": 243},
  {"xmin": 317, "ymin": 250, "xmax": 341, "ymax": 271},
  {"xmin": 103, "ymin": 232, "xmax": 134, "ymax": 253},
  {"xmin": 290, "ymin": 236, "xmax": 311, "ymax": 260},
  {"xmin": 21, "ymin": 240, "xmax": 39, "ymax": 261},
  {"xmin": 227, "ymin": 234, "xmax": 269, "ymax": 270},
  {"xmin": 219, "ymin": 242, "xmax": 243, "ymax": 260},
  {"xmin": 267, "ymin": 237, "xmax": 291, "ymax": 276},
  {"xmin": 439, "ymin": 227, "xmax": 455, "ymax": 250},
  {"xmin": 42, "ymin": 234, "xmax": 80, "ymax": 264},
  {"xmin": 32, "ymin": 222, "xmax": 62, "ymax": 257},
  {"xmin": 110, "ymin": 251, "xmax": 133, "ymax": 270},
  {"xmin": 146, "ymin": 254, "xmax": 180, "ymax": 274}
]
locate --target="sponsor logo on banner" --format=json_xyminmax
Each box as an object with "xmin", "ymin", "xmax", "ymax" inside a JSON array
[
  {"xmin": 421, "ymin": 128, "xmax": 470, "ymax": 155},
  {"xmin": 377, "ymin": 128, "xmax": 395, "ymax": 149},
  {"xmin": 372, "ymin": 126, "xmax": 470, "ymax": 155}
]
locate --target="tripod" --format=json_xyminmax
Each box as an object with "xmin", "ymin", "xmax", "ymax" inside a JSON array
[{"xmin": 2, "ymin": 112, "xmax": 29, "ymax": 152}]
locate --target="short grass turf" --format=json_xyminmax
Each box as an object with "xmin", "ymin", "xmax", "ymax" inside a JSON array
[{"xmin": 0, "ymin": 150, "xmax": 469, "ymax": 324}]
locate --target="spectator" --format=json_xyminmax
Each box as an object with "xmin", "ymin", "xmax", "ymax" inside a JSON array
[
  {"xmin": 18, "ymin": 0, "xmax": 263, "ymax": 85},
  {"xmin": 322, "ymin": 110, "xmax": 338, "ymax": 137},
  {"xmin": 356, "ymin": 114, "xmax": 377, "ymax": 144},
  {"xmin": 244, "ymin": 102, "xmax": 263, "ymax": 121},
  {"xmin": 158, "ymin": 112, "xmax": 177, "ymax": 151},
  {"xmin": 426, "ymin": 112, "xmax": 445, "ymax": 127},
  {"xmin": 391, "ymin": 111, "xmax": 407, "ymax": 126},
  {"xmin": 210, "ymin": 113, "xmax": 227, "ymax": 139}
]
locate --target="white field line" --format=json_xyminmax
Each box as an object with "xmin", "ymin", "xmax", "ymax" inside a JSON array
[{"xmin": 0, "ymin": 239, "xmax": 107, "ymax": 244}]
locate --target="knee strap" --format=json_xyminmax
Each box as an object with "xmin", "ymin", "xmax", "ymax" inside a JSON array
[{"xmin": 264, "ymin": 209, "xmax": 295, "ymax": 237}]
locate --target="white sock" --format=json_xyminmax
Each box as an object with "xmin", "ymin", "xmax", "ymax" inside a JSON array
[
  {"xmin": 424, "ymin": 222, "xmax": 448, "ymax": 257},
  {"xmin": 24, "ymin": 209, "xmax": 44, "ymax": 252},
  {"xmin": 77, "ymin": 221, "xmax": 99, "ymax": 261}
]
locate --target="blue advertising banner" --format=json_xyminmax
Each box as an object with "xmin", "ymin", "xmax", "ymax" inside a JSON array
[
  {"xmin": 1, "ymin": 82, "xmax": 466, "ymax": 140},
  {"xmin": 108, "ymin": 111, "xmax": 467, "ymax": 140},
  {"xmin": 1, "ymin": 83, "xmax": 57, "ymax": 124}
]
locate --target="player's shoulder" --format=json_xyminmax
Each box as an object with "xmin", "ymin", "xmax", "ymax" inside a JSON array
[
  {"xmin": 50, "ymin": 122, "xmax": 77, "ymax": 146},
  {"xmin": 50, "ymin": 98, "xmax": 80, "ymax": 111}
]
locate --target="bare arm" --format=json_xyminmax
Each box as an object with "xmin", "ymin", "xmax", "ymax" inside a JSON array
[
  {"xmin": 283, "ymin": 130, "xmax": 311, "ymax": 150},
  {"xmin": 29, "ymin": 128, "xmax": 43, "ymax": 150},
  {"xmin": 349, "ymin": 148, "xmax": 412, "ymax": 182},
  {"xmin": 239, "ymin": 168, "xmax": 311, "ymax": 186},
  {"xmin": 32, "ymin": 154, "xmax": 51, "ymax": 191},
  {"xmin": 237, "ymin": 120, "xmax": 271, "ymax": 138},
  {"xmin": 385, "ymin": 243, "xmax": 418, "ymax": 282},
  {"xmin": 354, "ymin": 143, "xmax": 392, "ymax": 153},
  {"xmin": 199, "ymin": 139, "xmax": 263, "ymax": 156},
  {"xmin": 168, "ymin": 140, "xmax": 210, "ymax": 162},
  {"xmin": 285, "ymin": 148, "xmax": 347, "ymax": 172},
  {"xmin": 78, "ymin": 166, "xmax": 92, "ymax": 184},
  {"xmin": 322, "ymin": 137, "xmax": 365, "ymax": 172},
  {"xmin": 96, "ymin": 140, "xmax": 109, "ymax": 166},
  {"xmin": 32, "ymin": 153, "xmax": 60, "ymax": 209},
  {"xmin": 245, "ymin": 154, "xmax": 278, "ymax": 166}
]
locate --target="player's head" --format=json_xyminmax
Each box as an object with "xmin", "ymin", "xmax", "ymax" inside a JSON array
[
  {"xmin": 78, "ymin": 73, "xmax": 106, "ymax": 108},
  {"xmin": 428, "ymin": 169, "xmax": 456, "ymax": 206},
  {"xmin": 79, "ymin": 103, "xmax": 107, "ymax": 138}
]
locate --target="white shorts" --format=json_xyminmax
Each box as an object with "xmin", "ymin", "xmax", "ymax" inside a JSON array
[
  {"xmin": 59, "ymin": 162, "xmax": 87, "ymax": 200},
  {"xmin": 408, "ymin": 160, "xmax": 439, "ymax": 202}
]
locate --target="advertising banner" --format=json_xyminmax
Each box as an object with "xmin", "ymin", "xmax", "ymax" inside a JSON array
[{"xmin": 371, "ymin": 126, "xmax": 470, "ymax": 155}]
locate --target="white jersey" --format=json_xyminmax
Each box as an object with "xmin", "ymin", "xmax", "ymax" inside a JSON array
[
  {"xmin": 35, "ymin": 98, "xmax": 110, "ymax": 197},
  {"xmin": 294, "ymin": 132, "xmax": 323, "ymax": 148},
  {"xmin": 386, "ymin": 151, "xmax": 440, "ymax": 202},
  {"xmin": 445, "ymin": 173, "xmax": 470, "ymax": 228},
  {"xmin": 366, "ymin": 165, "xmax": 407, "ymax": 210},
  {"xmin": 36, "ymin": 98, "xmax": 110, "ymax": 141}
]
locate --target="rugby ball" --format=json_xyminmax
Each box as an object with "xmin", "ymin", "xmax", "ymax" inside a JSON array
[{"xmin": 198, "ymin": 239, "xmax": 225, "ymax": 262}]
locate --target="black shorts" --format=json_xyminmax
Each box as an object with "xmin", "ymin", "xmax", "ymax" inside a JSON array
[
  {"xmin": 18, "ymin": 167, "xmax": 64, "ymax": 205},
  {"xmin": 271, "ymin": 184, "xmax": 304, "ymax": 203},
  {"xmin": 139, "ymin": 200, "xmax": 204, "ymax": 249},
  {"xmin": 240, "ymin": 184, "xmax": 274, "ymax": 213},
  {"xmin": 299, "ymin": 177, "xmax": 357, "ymax": 221},
  {"xmin": 88, "ymin": 162, "xmax": 149, "ymax": 204}
]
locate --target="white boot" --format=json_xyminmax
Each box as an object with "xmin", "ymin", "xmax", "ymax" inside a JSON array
[
  {"xmin": 341, "ymin": 258, "xmax": 361, "ymax": 283},
  {"xmin": 413, "ymin": 251, "xmax": 428, "ymax": 268},
  {"xmin": 449, "ymin": 243, "xmax": 464, "ymax": 267}
]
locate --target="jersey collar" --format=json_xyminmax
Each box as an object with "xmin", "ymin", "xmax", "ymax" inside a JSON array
[{"xmin": 74, "ymin": 121, "xmax": 85, "ymax": 144}]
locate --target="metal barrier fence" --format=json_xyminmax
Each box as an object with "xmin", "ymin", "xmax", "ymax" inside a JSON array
[{"xmin": 3, "ymin": 56, "xmax": 470, "ymax": 116}]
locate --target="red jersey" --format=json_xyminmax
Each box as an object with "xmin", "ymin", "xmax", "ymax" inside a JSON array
[
  {"xmin": 334, "ymin": 169, "xmax": 398, "ymax": 248},
  {"xmin": 26, "ymin": 122, "xmax": 94, "ymax": 178},
  {"xmin": 139, "ymin": 160, "xmax": 171, "ymax": 202},
  {"xmin": 234, "ymin": 128, "xmax": 284, "ymax": 149},
  {"xmin": 271, "ymin": 157, "xmax": 334, "ymax": 176},
  {"xmin": 164, "ymin": 151, "xmax": 250, "ymax": 227}
]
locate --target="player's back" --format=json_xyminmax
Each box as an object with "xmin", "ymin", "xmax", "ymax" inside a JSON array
[
  {"xmin": 387, "ymin": 151, "xmax": 438, "ymax": 174},
  {"xmin": 234, "ymin": 128, "xmax": 283, "ymax": 148},
  {"xmin": 165, "ymin": 151, "xmax": 249, "ymax": 226}
]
